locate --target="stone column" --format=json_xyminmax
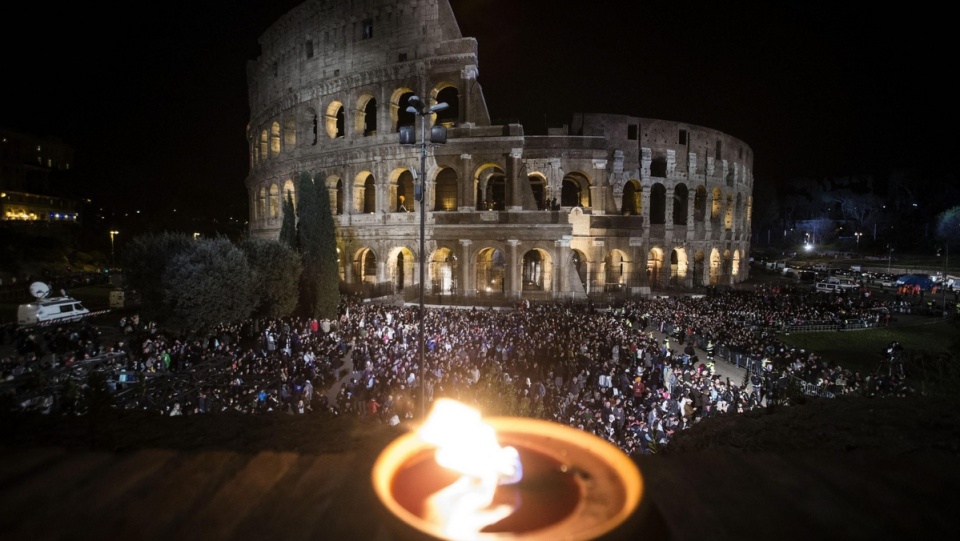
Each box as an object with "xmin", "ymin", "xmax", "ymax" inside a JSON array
[
  {"xmin": 555, "ymin": 236, "xmax": 571, "ymax": 297},
  {"xmin": 687, "ymin": 188, "xmax": 696, "ymax": 242},
  {"xmin": 460, "ymin": 239, "xmax": 474, "ymax": 297},
  {"xmin": 459, "ymin": 153, "xmax": 473, "ymax": 211},
  {"xmin": 590, "ymin": 159, "xmax": 607, "ymax": 214},
  {"xmin": 506, "ymin": 239, "xmax": 521, "ymax": 299},
  {"xmin": 507, "ymin": 149, "xmax": 523, "ymax": 211}
]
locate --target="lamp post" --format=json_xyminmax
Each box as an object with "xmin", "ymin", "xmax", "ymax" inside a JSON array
[
  {"xmin": 940, "ymin": 244, "xmax": 949, "ymax": 315},
  {"xmin": 399, "ymin": 95, "xmax": 448, "ymax": 419},
  {"xmin": 854, "ymin": 231, "xmax": 862, "ymax": 253},
  {"xmin": 109, "ymin": 230, "xmax": 119, "ymax": 266}
]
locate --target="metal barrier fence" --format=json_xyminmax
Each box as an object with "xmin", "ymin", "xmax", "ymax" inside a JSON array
[{"xmin": 650, "ymin": 317, "xmax": 836, "ymax": 399}]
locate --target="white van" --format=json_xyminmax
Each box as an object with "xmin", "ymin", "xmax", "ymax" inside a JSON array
[
  {"xmin": 17, "ymin": 296, "xmax": 91, "ymax": 326},
  {"xmin": 815, "ymin": 282, "xmax": 841, "ymax": 294},
  {"xmin": 17, "ymin": 282, "xmax": 90, "ymax": 326}
]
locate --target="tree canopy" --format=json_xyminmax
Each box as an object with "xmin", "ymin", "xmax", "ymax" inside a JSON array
[
  {"xmin": 161, "ymin": 237, "xmax": 257, "ymax": 335},
  {"xmin": 240, "ymin": 237, "xmax": 302, "ymax": 318}
]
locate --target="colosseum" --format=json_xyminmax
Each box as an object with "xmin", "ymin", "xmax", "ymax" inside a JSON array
[{"xmin": 246, "ymin": 0, "xmax": 753, "ymax": 301}]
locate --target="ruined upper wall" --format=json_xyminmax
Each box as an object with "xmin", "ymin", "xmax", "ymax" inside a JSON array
[{"xmin": 247, "ymin": 0, "xmax": 476, "ymax": 120}]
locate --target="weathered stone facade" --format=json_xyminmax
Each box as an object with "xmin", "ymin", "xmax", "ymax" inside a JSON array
[{"xmin": 246, "ymin": 0, "xmax": 753, "ymax": 300}]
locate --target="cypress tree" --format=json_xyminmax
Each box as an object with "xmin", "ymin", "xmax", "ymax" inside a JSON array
[
  {"xmin": 313, "ymin": 174, "xmax": 341, "ymax": 318},
  {"xmin": 297, "ymin": 172, "xmax": 340, "ymax": 319},
  {"xmin": 279, "ymin": 189, "xmax": 297, "ymax": 249}
]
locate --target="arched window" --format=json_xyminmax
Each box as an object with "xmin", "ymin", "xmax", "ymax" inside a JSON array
[
  {"xmin": 283, "ymin": 117, "xmax": 296, "ymax": 149},
  {"xmin": 270, "ymin": 122, "xmax": 281, "ymax": 158},
  {"xmin": 356, "ymin": 94, "xmax": 378, "ymax": 136},
  {"xmin": 395, "ymin": 91, "xmax": 416, "ymax": 132},
  {"xmin": 363, "ymin": 174, "xmax": 376, "ymax": 213},
  {"xmin": 621, "ymin": 180, "xmax": 641, "ymax": 215},
  {"xmin": 283, "ymin": 180, "xmax": 296, "ymax": 210},
  {"xmin": 326, "ymin": 101, "xmax": 345, "ymax": 138},
  {"xmin": 434, "ymin": 168, "xmax": 458, "ymax": 211},
  {"xmin": 257, "ymin": 187, "xmax": 266, "ymax": 221},
  {"xmin": 259, "ymin": 130, "xmax": 268, "ymax": 162},
  {"xmin": 434, "ymin": 85, "xmax": 459, "ymax": 127},
  {"xmin": 694, "ymin": 186, "xmax": 707, "ymax": 222},
  {"xmin": 650, "ymin": 183, "xmax": 666, "ymax": 225},
  {"xmin": 673, "ymin": 184, "xmax": 688, "ymax": 225},
  {"xmin": 269, "ymin": 184, "xmax": 280, "ymax": 218}
]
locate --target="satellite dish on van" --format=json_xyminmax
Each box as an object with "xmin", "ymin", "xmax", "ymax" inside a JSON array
[{"xmin": 29, "ymin": 281, "xmax": 51, "ymax": 299}]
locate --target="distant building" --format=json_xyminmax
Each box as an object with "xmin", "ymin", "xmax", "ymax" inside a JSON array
[
  {"xmin": 245, "ymin": 0, "xmax": 753, "ymax": 299},
  {"xmin": 0, "ymin": 127, "xmax": 80, "ymax": 223}
]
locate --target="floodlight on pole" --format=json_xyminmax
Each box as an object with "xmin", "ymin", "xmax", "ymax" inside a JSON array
[
  {"xmin": 399, "ymin": 94, "xmax": 448, "ymax": 419},
  {"xmin": 109, "ymin": 230, "xmax": 119, "ymax": 266}
]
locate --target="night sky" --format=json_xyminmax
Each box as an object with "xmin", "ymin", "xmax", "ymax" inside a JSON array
[{"xmin": 3, "ymin": 0, "xmax": 953, "ymax": 223}]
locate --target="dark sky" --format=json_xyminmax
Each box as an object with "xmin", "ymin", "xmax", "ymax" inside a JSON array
[{"xmin": 3, "ymin": 1, "xmax": 953, "ymax": 222}]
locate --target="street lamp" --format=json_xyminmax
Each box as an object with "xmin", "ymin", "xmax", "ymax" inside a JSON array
[
  {"xmin": 399, "ymin": 94, "xmax": 448, "ymax": 419},
  {"xmin": 938, "ymin": 244, "xmax": 949, "ymax": 315},
  {"xmin": 854, "ymin": 232, "xmax": 862, "ymax": 252},
  {"xmin": 109, "ymin": 230, "xmax": 119, "ymax": 266}
]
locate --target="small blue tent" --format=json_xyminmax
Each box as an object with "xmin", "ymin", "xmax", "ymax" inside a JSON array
[{"xmin": 895, "ymin": 274, "xmax": 934, "ymax": 290}]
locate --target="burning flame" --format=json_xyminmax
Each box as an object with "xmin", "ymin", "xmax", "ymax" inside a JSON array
[{"xmin": 417, "ymin": 399, "xmax": 523, "ymax": 539}]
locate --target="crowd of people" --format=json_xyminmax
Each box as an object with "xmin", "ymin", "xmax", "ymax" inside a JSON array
[{"xmin": 1, "ymin": 284, "xmax": 921, "ymax": 456}]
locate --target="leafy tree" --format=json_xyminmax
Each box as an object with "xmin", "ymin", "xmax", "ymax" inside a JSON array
[
  {"xmin": 297, "ymin": 172, "xmax": 340, "ymax": 319},
  {"xmin": 121, "ymin": 232, "xmax": 193, "ymax": 321},
  {"xmin": 279, "ymin": 189, "xmax": 298, "ymax": 249},
  {"xmin": 936, "ymin": 205, "xmax": 960, "ymax": 248},
  {"xmin": 161, "ymin": 237, "xmax": 257, "ymax": 335},
  {"xmin": 240, "ymin": 238, "xmax": 302, "ymax": 318}
]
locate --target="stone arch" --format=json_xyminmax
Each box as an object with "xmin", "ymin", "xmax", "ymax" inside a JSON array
[
  {"xmin": 621, "ymin": 179, "xmax": 641, "ymax": 215},
  {"xmin": 475, "ymin": 163, "xmax": 506, "ymax": 210},
  {"xmin": 305, "ymin": 106, "xmax": 319, "ymax": 146},
  {"xmin": 391, "ymin": 87, "xmax": 416, "ymax": 132},
  {"xmin": 283, "ymin": 116, "xmax": 296, "ymax": 150},
  {"xmin": 724, "ymin": 193, "xmax": 734, "ymax": 230},
  {"xmin": 669, "ymin": 247, "xmax": 688, "ymax": 285},
  {"xmin": 521, "ymin": 248, "xmax": 553, "ymax": 291},
  {"xmin": 434, "ymin": 167, "xmax": 459, "ymax": 211},
  {"xmin": 650, "ymin": 155, "xmax": 667, "ymax": 178},
  {"xmin": 387, "ymin": 246, "xmax": 415, "ymax": 291},
  {"xmin": 711, "ymin": 187, "xmax": 722, "ymax": 222},
  {"xmin": 693, "ymin": 250, "xmax": 705, "ymax": 287},
  {"xmin": 429, "ymin": 246, "xmax": 459, "ymax": 294},
  {"xmin": 324, "ymin": 174, "xmax": 344, "ymax": 215},
  {"xmin": 528, "ymin": 172, "xmax": 547, "ymax": 210},
  {"xmin": 735, "ymin": 193, "xmax": 744, "ymax": 229},
  {"xmin": 259, "ymin": 129, "xmax": 268, "ymax": 163},
  {"xmin": 355, "ymin": 172, "xmax": 376, "ymax": 213},
  {"xmin": 561, "ymin": 171, "xmax": 591, "ymax": 207},
  {"xmin": 282, "ymin": 179, "xmax": 296, "ymax": 209},
  {"xmin": 268, "ymin": 183, "xmax": 280, "ymax": 219},
  {"xmin": 694, "ymin": 185, "xmax": 707, "ymax": 222},
  {"xmin": 722, "ymin": 249, "xmax": 733, "ymax": 282},
  {"xmin": 475, "ymin": 247, "xmax": 506, "ymax": 293},
  {"xmin": 389, "ymin": 168, "xmax": 415, "ymax": 212},
  {"xmin": 673, "ymin": 183, "xmax": 689, "ymax": 225},
  {"xmin": 709, "ymin": 248, "xmax": 722, "ymax": 285},
  {"xmin": 257, "ymin": 186, "xmax": 266, "ymax": 222},
  {"xmin": 647, "ymin": 247, "xmax": 664, "ymax": 288},
  {"xmin": 325, "ymin": 100, "xmax": 345, "ymax": 138},
  {"xmin": 355, "ymin": 93, "xmax": 378, "ymax": 136},
  {"xmin": 603, "ymin": 249, "xmax": 631, "ymax": 292},
  {"xmin": 270, "ymin": 121, "xmax": 281, "ymax": 158},
  {"xmin": 353, "ymin": 247, "xmax": 378, "ymax": 285},
  {"xmin": 432, "ymin": 83, "xmax": 460, "ymax": 127},
  {"xmin": 650, "ymin": 183, "xmax": 666, "ymax": 225}
]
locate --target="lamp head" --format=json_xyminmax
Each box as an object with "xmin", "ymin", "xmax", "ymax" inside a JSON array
[
  {"xmin": 406, "ymin": 95, "xmax": 424, "ymax": 113},
  {"xmin": 428, "ymin": 102, "xmax": 449, "ymax": 113}
]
